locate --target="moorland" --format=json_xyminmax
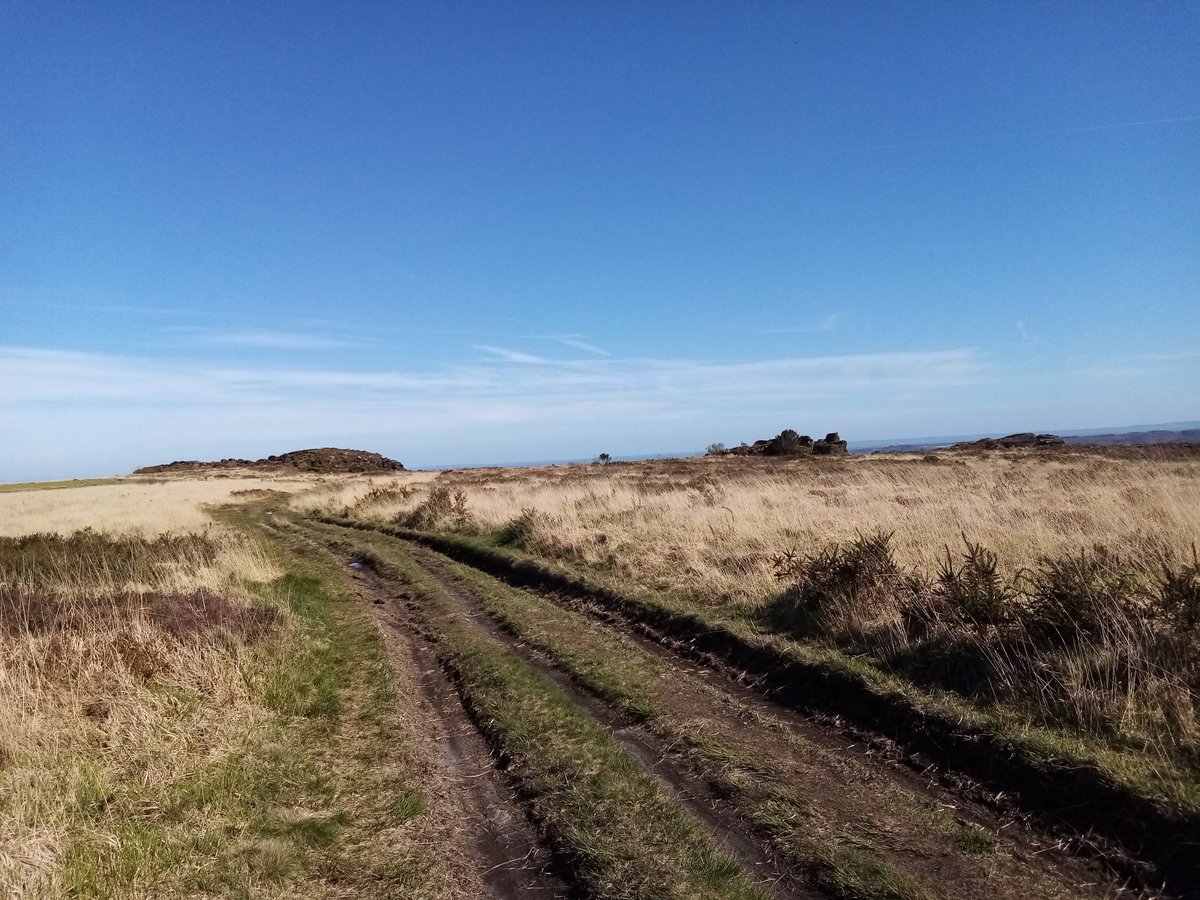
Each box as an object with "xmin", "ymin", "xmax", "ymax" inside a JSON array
[{"xmin": 3, "ymin": 443, "xmax": 1198, "ymax": 899}]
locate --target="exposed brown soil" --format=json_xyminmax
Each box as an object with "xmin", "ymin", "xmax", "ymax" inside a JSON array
[
  {"xmin": 349, "ymin": 565, "xmax": 572, "ymax": 899},
  {"xmin": 135, "ymin": 447, "xmax": 404, "ymax": 475}
]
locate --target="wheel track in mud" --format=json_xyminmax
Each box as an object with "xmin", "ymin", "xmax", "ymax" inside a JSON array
[
  {"xmin": 265, "ymin": 518, "xmax": 574, "ymax": 899},
  {"xmin": 300, "ymin": 516, "xmax": 1146, "ymax": 900},
  {"xmin": 290, "ymin": 517, "xmax": 814, "ymax": 899}
]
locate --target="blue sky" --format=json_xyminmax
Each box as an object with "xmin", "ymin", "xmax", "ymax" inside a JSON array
[{"xmin": 2, "ymin": 2, "xmax": 1198, "ymax": 479}]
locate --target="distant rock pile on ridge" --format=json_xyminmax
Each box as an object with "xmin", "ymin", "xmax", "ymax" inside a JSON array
[
  {"xmin": 718, "ymin": 430, "xmax": 848, "ymax": 457},
  {"xmin": 135, "ymin": 448, "xmax": 405, "ymax": 475},
  {"xmin": 950, "ymin": 432, "xmax": 1065, "ymax": 451}
]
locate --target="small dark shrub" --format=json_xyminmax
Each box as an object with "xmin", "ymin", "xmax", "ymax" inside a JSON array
[
  {"xmin": 495, "ymin": 508, "xmax": 545, "ymax": 547},
  {"xmin": 763, "ymin": 429, "xmax": 812, "ymax": 457},
  {"xmin": 1160, "ymin": 547, "xmax": 1200, "ymax": 634},
  {"xmin": 770, "ymin": 532, "xmax": 904, "ymax": 630},
  {"xmin": 1025, "ymin": 546, "xmax": 1144, "ymax": 645},
  {"xmin": 935, "ymin": 539, "xmax": 1015, "ymax": 633},
  {"xmin": 351, "ymin": 482, "xmax": 415, "ymax": 512}
]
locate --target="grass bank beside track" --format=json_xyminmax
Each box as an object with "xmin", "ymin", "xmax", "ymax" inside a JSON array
[
  {"xmin": 309, "ymin": 518, "xmax": 1095, "ymax": 900},
  {"xmin": 318, "ymin": 513, "xmax": 1200, "ymax": 893},
  {"xmin": 1, "ymin": 507, "xmax": 454, "ymax": 899},
  {"xmin": 292, "ymin": 517, "xmax": 775, "ymax": 900}
]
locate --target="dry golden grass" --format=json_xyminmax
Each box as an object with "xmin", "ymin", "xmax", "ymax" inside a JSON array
[
  {"xmin": 336, "ymin": 450, "xmax": 1200, "ymax": 610},
  {"xmin": 288, "ymin": 471, "xmax": 440, "ymax": 520},
  {"xmin": 330, "ymin": 449, "xmax": 1200, "ymax": 759},
  {"xmin": 0, "ymin": 476, "xmax": 457, "ymax": 898},
  {"xmin": 0, "ymin": 475, "xmax": 316, "ymax": 537},
  {"xmin": 0, "ymin": 530, "xmax": 286, "ymax": 898}
]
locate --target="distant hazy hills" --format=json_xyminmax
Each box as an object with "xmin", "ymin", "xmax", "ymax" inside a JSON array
[{"xmin": 856, "ymin": 424, "xmax": 1200, "ymax": 454}]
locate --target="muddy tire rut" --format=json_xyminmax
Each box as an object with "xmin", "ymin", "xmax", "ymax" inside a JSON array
[
  {"xmin": 276, "ymin": 521, "xmax": 572, "ymax": 899},
  {"xmin": 354, "ymin": 547, "xmax": 813, "ymax": 899},
  {"xmin": 356, "ymin": 567, "xmax": 573, "ymax": 899},
  {"xmin": 400, "ymin": 555, "xmax": 816, "ymax": 898}
]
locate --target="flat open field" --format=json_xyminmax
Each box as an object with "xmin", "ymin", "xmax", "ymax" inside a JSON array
[
  {"xmin": 0, "ymin": 472, "xmax": 319, "ymax": 536},
  {"xmin": 4, "ymin": 447, "xmax": 1199, "ymax": 899}
]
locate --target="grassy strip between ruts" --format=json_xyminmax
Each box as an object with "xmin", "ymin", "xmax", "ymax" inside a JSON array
[
  {"xmin": 425, "ymin": 551, "xmax": 976, "ymax": 900},
  {"xmin": 317, "ymin": 515, "xmax": 1200, "ymax": 886},
  {"xmin": 323, "ymin": 524, "xmax": 772, "ymax": 900},
  {"xmin": 10, "ymin": 508, "xmax": 445, "ymax": 899},
  {"xmin": 310, "ymin": 519, "xmax": 949, "ymax": 900}
]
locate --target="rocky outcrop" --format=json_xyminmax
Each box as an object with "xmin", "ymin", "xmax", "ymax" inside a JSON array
[
  {"xmin": 719, "ymin": 429, "xmax": 847, "ymax": 457},
  {"xmin": 813, "ymin": 431, "xmax": 849, "ymax": 455},
  {"xmin": 136, "ymin": 448, "xmax": 405, "ymax": 475}
]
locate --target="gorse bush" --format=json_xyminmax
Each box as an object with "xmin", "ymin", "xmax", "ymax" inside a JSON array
[
  {"xmin": 1024, "ymin": 546, "xmax": 1145, "ymax": 646},
  {"xmin": 1160, "ymin": 546, "xmax": 1200, "ymax": 633},
  {"xmin": 935, "ymin": 539, "xmax": 1014, "ymax": 633},
  {"xmin": 771, "ymin": 532, "xmax": 909, "ymax": 641},
  {"xmin": 350, "ymin": 481, "xmax": 416, "ymax": 513},
  {"xmin": 769, "ymin": 534, "xmax": 1200, "ymax": 748},
  {"xmin": 495, "ymin": 508, "xmax": 548, "ymax": 547}
]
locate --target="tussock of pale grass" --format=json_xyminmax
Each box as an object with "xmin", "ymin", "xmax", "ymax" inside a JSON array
[{"xmin": 289, "ymin": 472, "xmax": 439, "ymax": 520}]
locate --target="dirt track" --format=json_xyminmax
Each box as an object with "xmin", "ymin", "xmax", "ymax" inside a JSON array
[
  {"xmin": 351, "ymin": 563, "xmax": 572, "ymax": 898},
  {"xmin": 274, "ymin": 511, "xmax": 1171, "ymax": 900}
]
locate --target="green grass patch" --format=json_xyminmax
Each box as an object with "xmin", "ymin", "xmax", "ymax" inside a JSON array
[{"xmin": 48, "ymin": 512, "xmax": 438, "ymax": 900}]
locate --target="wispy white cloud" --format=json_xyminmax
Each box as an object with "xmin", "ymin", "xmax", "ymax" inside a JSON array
[
  {"xmin": 0, "ymin": 345, "xmax": 984, "ymax": 416},
  {"xmin": 177, "ymin": 328, "xmax": 358, "ymax": 350},
  {"xmin": 1070, "ymin": 350, "xmax": 1200, "ymax": 382},
  {"xmin": 757, "ymin": 313, "xmax": 841, "ymax": 335},
  {"xmin": 6, "ymin": 341, "xmax": 1191, "ymax": 478},
  {"xmin": 556, "ymin": 336, "xmax": 612, "ymax": 357},
  {"xmin": 472, "ymin": 344, "xmax": 549, "ymax": 364}
]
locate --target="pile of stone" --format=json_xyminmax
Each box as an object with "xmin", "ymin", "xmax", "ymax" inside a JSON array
[{"xmin": 720, "ymin": 430, "xmax": 848, "ymax": 457}]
